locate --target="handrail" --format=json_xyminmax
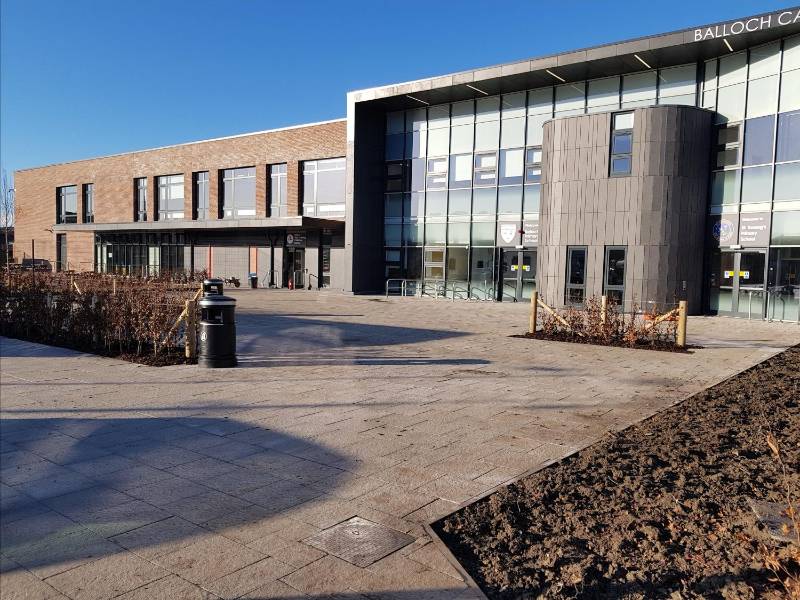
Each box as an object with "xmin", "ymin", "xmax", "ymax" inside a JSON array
[
  {"xmin": 260, "ymin": 269, "xmax": 275, "ymax": 288},
  {"xmin": 307, "ymin": 273, "xmax": 319, "ymax": 290},
  {"xmin": 292, "ymin": 269, "xmax": 305, "ymax": 288}
]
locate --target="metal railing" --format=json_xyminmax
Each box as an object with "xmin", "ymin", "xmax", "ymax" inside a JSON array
[{"xmin": 765, "ymin": 287, "xmax": 800, "ymax": 324}]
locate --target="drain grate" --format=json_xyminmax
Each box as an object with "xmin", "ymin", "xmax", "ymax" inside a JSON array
[{"xmin": 305, "ymin": 516, "xmax": 415, "ymax": 567}]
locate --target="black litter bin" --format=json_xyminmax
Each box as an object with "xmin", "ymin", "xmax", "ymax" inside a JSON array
[
  {"xmin": 249, "ymin": 272, "xmax": 258, "ymax": 289},
  {"xmin": 198, "ymin": 278, "xmax": 237, "ymax": 368}
]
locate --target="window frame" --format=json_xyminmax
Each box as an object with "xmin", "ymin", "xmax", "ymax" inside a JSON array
[
  {"xmin": 56, "ymin": 185, "xmax": 78, "ymax": 225},
  {"xmin": 82, "ymin": 183, "xmax": 94, "ymax": 223},
  {"xmin": 565, "ymin": 246, "xmax": 588, "ymax": 306},
  {"xmin": 609, "ymin": 111, "xmax": 635, "ymax": 177},
  {"xmin": 603, "ymin": 245, "xmax": 627, "ymax": 306},
  {"xmin": 134, "ymin": 178, "xmax": 147, "ymax": 222},
  {"xmin": 269, "ymin": 163, "xmax": 288, "ymax": 217},
  {"xmin": 156, "ymin": 173, "xmax": 185, "ymax": 221},
  {"xmin": 193, "ymin": 171, "xmax": 209, "ymax": 220},
  {"xmin": 221, "ymin": 166, "xmax": 256, "ymax": 219}
]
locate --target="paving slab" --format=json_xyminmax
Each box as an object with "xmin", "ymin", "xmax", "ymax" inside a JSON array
[{"xmin": 1, "ymin": 291, "xmax": 798, "ymax": 598}]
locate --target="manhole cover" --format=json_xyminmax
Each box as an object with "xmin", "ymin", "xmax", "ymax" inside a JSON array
[{"xmin": 305, "ymin": 516, "xmax": 415, "ymax": 567}]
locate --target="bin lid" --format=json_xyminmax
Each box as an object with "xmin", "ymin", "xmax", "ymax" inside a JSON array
[{"xmin": 199, "ymin": 294, "xmax": 237, "ymax": 307}]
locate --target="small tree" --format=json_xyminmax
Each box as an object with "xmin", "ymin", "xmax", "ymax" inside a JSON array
[{"xmin": 0, "ymin": 170, "xmax": 14, "ymax": 269}]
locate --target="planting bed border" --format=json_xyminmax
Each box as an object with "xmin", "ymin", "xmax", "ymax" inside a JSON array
[{"xmin": 423, "ymin": 344, "xmax": 799, "ymax": 599}]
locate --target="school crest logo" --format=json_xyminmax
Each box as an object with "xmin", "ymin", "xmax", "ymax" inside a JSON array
[
  {"xmin": 713, "ymin": 219, "xmax": 735, "ymax": 244},
  {"xmin": 500, "ymin": 224, "xmax": 517, "ymax": 244}
]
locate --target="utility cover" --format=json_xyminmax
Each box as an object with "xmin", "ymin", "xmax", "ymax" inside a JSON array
[{"xmin": 305, "ymin": 516, "xmax": 415, "ymax": 567}]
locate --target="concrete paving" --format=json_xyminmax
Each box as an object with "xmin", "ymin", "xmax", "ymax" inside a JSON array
[{"xmin": 1, "ymin": 289, "xmax": 798, "ymax": 599}]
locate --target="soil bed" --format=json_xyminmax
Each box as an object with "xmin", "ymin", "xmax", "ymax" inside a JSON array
[
  {"xmin": 435, "ymin": 346, "xmax": 800, "ymax": 599},
  {"xmin": 511, "ymin": 332, "xmax": 694, "ymax": 353},
  {"xmin": 3, "ymin": 334, "xmax": 193, "ymax": 367}
]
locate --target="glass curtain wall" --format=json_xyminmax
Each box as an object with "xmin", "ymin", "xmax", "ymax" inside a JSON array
[
  {"xmin": 383, "ymin": 60, "xmax": 698, "ymax": 298},
  {"xmin": 704, "ymin": 35, "xmax": 800, "ymax": 319},
  {"xmin": 95, "ymin": 232, "xmax": 185, "ymax": 276}
]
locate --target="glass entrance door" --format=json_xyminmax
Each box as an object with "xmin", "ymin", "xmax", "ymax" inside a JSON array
[
  {"xmin": 284, "ymin": 248, "xmax": 305, "ymax": 288},
  {"xmin": 500, "ymin": 249, "xmax": 536, "ymax": 301},
  {"xmin": 709, "ymin": 250, "xmax": 766, "ymax": 317}
]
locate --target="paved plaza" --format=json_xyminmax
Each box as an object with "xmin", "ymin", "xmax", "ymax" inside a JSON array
[{"xmin": 1, "ymin": 290, "xmax": 798, "ymax": 599}]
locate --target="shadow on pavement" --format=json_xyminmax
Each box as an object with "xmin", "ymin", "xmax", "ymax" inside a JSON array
[{"xmin": 0, "ymin": 416, "xmax": 353, "ymax": 577}]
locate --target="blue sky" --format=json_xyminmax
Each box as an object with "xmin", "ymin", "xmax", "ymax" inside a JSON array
[{"xmin": 0, "ymin": 0, "xmax": 790, "ymax": 179}]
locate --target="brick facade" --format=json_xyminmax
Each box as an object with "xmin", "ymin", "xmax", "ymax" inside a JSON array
[{"xmin": 14, "ymin": 120, "xmax": 346, "ymax": 269}]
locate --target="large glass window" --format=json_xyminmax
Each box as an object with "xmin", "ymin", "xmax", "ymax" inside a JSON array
[
  {"xmin": 711, "ymin": 170, "xmax": 741, "ymax": 205},
  {"xmin": 270, "ymin": 164, "xmax": 287, "ymax": 217},
  {"xmin": 82, "ymin": 183, "xmax": 94, "ymax": 223},
  {"xmin": 777, "ymin": 110, "xmax": 800, "ymax": 163},
  {"xmin": 194, "ymin": 171, "xmax": 209, "ymax": 220},
  {"xmin": 449, "ymin": 154, "xmax": 472, "ymax": 189},
  {"xmin": 775, "ymin": 163, "xmax": 800, "ymax": 202},
  {"xmin": 771, "ymin": 211, "xmax": 800, "ymax": 245},
  {"xmin": 740, "ymin": 166, "xmax": 773, "ymax": 204},
  {"xmin": 448, "ymin": 189, "xmax": 471, "ymax": 216},
  {"xmin": 303, "ymin": 158, "xmax": 345, "ymax": 217},
  {"xmin": 658, "ymin": 64, "xmax": 696, "ymax": 106},
  {"xmin": 426, "ymin": 157, "xmax": 448, "ymax": 190},
  {"xmin": 498, "ymin": 148, "xmax": 524, "ymax": 186},
  {"xmin": 56, "ymin": 185, "xmax": 78, "ymax": 224},
  {"xmin": 587, "ymin": 77, "xmax": 620, "ymax": 113},
  {"xmin": 473, "ymin": 152, "xmax": 497, "ymax": 187},
  {"xmin": 555, "ymin": 83, "xmax": 585, "ymax": 116},
  {"xmin": 157, "ymin": 174, "xmax": 185, "ymax": 220},
  {"xmin": 134, "ymin": 178, "xmax": 147, "ymax": 222},
  {"xmin": 742, "ymin": 116, "xmax": 775, "ymax": 166},
  {"xmin": 566, "ymin": 246, "xmax": 587, "ymax": 305},
  {"xmin": 222, "ymin": 167, "xmax": 255, "ymax": 218},
  {"xmin": 603, "ymin": 246, "xmax": 626, "ymax": 305},
  {"xmin": 622, "ymin": 72, "xmax": 656, "ymax": 108}
]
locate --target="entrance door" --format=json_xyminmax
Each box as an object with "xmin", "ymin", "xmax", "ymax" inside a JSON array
[
  {"xmin": 709, "ymin": 250, "xmax": 766, "ymax": 317},
  {"xmin": 284, "ymin": 248, "xmax": 305, "ymax": 288},
  {"xmin": 500, "ymin": 249, "xmax": 536, "ymax": 301}
]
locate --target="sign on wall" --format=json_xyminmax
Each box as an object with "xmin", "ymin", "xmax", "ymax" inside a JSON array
[
  {"xmin": 286, "ymin": 231, "xmax": 306, "ymax": 248},
  {"xmin": 522, "ymin": 220, "xmax": 539, "ymax": 246},
  {"xmin": 690, "ymin": 8, "xmax": 800, "ymax": 42},
  {"xmin": 738, "ymin": 212, "xmax": 771, "ymax": 247}
]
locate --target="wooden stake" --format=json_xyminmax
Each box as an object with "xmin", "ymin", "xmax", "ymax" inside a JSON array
[
  {"xmin": 112, "ymin": 278, "xmax": 117, "ymax": 295},
  {"xmin": 185, "ymin": 299, "xmax": 197, "ymax": 359},
  {"xmin": 529, "ymin": 291, "xmax": 538, "ymax": 336},
  {"xmin": 677, "ymin": 300, "xmax": 688, "ymax": 348},
  {"xmin": 601, "ymin": 295, "xmax": 607, "ymax": 326}
]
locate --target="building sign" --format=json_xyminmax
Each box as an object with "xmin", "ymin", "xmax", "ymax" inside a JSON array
[
  {"xmin": 738, "ymin": 212, "xmax": 771, "ymax": 247},
  {"xmin": 690, "ymin": 9, "xmax": 800, "ymax": 42},
  {"xmin": 286, "ymin": 231, "xmax": 306, "ymax": 248},
  {"xmin": 710, "ymin": 215, "xmax": 738, "ymax": 247},
  {"xmin": 496, "ymin": 222, "xmax": 521, "ymax": 247},
  {"xmin": 522, "ymin": 220, "xmax": 539, "ymax": 246}
]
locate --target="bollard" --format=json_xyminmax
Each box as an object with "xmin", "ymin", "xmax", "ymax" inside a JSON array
[
  {"xmin": 529, "ymin": 291, "xmax": 538, "ymax": 336},
  {"xmin": 677, "ymin": 300, "xmax": 688, "ymax": 348}
]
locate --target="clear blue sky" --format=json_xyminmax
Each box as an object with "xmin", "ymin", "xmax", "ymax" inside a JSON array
[{"xmin": 0, "ymin": 0, "xmax": 791, "ymax": 180}]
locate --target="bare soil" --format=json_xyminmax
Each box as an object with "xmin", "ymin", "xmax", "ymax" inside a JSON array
[
  {"xmin": 435, "ymin": 346, "xmax": 800, "ymax": 599},
  {"xmin": 512, "ymin": 332, "xmax": 693, "ymax": 353}
]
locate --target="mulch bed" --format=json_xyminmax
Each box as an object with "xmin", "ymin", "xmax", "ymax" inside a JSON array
[
  {"xmin": 511, "ymin": 332, "xmax": 693, "ymax": 353},
  {"xmin": 434, "ymin": 345, "xmax": 800, "ymax": 599},
  {"xmin": 3, "ymin": 334, "xmax": 193, "ymax": 367}
]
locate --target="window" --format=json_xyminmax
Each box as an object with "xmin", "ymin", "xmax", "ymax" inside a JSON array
[
  {"xmin": 524, "ymin": 147, "xmax": 542, "ymax": 183},
  {"xmin": 657, "ymin": 64, "xmax": 696, "ymax": 106},
  {"xmin": 566, "ymin": 246, "xmax": 587, "ymax": 305},
  {"xmin": 302, "ymin": 158, "xmax": 345, "ymax": 217},
  {"xmin": 604, "ymin": 246, "xmax": 626, "ymax": 305},
  {"xmin": 134, "ymin": 178, "xmax": 147, "ymax": 222},
  {"xmin": 56, "ymin": 185, "xmax": 78, "ymax": 224},
  {"xmin": 587, "ymin": 77, "xmax": 620, "ymax": 113},
  {"xmin": 426, "ymin": 157, "xmax": 448, "ymax": 190},
  {"xmin": 56, "ymin": 234, "xmax": 67, "ymax": 272},
  {"xmin": 269, "ymin": 164, "xmax": 287, "ymax": 217},
  {"xmin": 385, "ymin": 161, "xmax": 406, "ymax": 192},
  {"xmin": 448, "ymin": 154, "xmax": 472, "ymax": 189},
  {"xmin": 498, "ymin": 148, "xmax": 524, "ymax": 186},
  {"xmin": 448, "ymin": 189, "xmax": 471, "ymax": 216},
  {"xmin": 715, "ymin": 123, "xmax": 741, "ymax": 168},
  {"xmin": 775, "ymin": 163, "xmax": 800, "ymax": 202},
  {"xmin": 82, "ymin": 184, "xmax": 94, "ymax": 223},
  {"xmin": 742, "ymin": 116, "xmax": 775, "ymax": 166},
  {"xmin": 622, "ymin": 72, "xmax": 656, "ymax": 108},
  {"xmin": 222, "ymin": 167, "xmax": 256, "ymax": 218},
  {"xmin": 473, "ymin": 152, "xmax": 497, "ymax": 186},
  {"xmin": 741, "ymin": 166, "xmax": 772, "ymax": 204},
  {"xmin": 711, "ymin": 170, "xmax": 741, "ymax": 205},
  {"xmin": 777, "ymin": 110, "xmax": 800, "ymax": 163},
  {"xmin": 610, "ymin": 112, "xmax": 634, "ymax": 176},
  {"xmin": 194, "ymin": 171, "xmax": 209, "ymax": 220},
  {"xmin": 555, "ymin": 83, "xmax": 586, "ymax": 116},
  {"xmin": 157, "ymin": 174, "xmax": 185, "ymax": 220}
]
